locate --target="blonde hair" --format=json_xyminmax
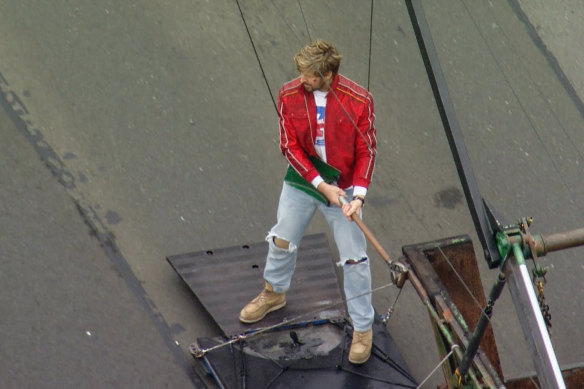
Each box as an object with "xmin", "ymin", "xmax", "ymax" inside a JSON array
[{"xmin": 294, "ymin": 40, "xmax": 342, "ymax": 77}]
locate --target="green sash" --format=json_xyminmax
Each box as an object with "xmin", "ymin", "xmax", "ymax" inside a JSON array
[{"xmin": 284, "ymin": 156, "xmax": 340, "ymax": 204}]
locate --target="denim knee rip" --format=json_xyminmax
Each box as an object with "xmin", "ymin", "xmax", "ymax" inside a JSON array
[
  {"xmin": 337, "ymin": 257, "xmax": 368, "ymax": 267},
  {"xmin": 266, "ymin": 233, "xmax": 297, "ymax": 253}
]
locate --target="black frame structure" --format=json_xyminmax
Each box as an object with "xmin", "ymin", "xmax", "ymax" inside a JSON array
[{"xmin": 404, "ymin": 1, "xmax": 570, "ymax": 387}]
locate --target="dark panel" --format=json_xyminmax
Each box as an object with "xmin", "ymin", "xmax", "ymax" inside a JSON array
[
  {"xmin": 167, "ymin": 233, "xmax": 346, "ymax": 337},
  {"xmin": 196, "ymin": 318, "xmax": 417, "ymax": 389}
]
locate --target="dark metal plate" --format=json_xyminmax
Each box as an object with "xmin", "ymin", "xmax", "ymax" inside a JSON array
[
  {"xmin": 167, "ymin": 233, "xmax": 346, "ymax": 337},
  {"xmin": 196, "ymin": 318, "xmax": 417, "ymax": 389}
]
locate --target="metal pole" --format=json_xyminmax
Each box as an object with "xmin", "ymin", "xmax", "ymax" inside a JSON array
[
  {"xmin": 457, "ymin": 272, "xmax": 506, "ymax": 379},
  {"xmin": 535, "ymin": 227, "xmax": 584, "ymax": 255},
  {"xmin": 506, "ymin": 242, "xmax": 566, "ymax": 389},
  {"xmin": 404, "ymin": 0, "xmax": 501, "ymax": 268}
]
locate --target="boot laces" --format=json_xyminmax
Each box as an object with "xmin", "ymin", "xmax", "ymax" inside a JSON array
[
  {"xmin": 353, "ymin": 330, "xmax": 371, "ymax": 345},
  {"xmin": 253, "ymin": 289, "xmax": 271, "ymax": 304}
]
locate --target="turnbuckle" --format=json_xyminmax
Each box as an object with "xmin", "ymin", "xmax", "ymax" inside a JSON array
[
  {"xmin": 388, "ymin": 259, "xmax": 408, "ymax": 288},
  {"xmin": 190, "ymin": 343, "xmax": 205, "ymax": 359}
]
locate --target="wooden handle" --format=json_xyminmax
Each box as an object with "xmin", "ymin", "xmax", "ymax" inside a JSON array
[{"xmin": 339, "ymin": 196, "xmax": 392, "ymax": 263}]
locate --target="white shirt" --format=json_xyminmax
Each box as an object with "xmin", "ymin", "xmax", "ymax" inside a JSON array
[{"xmin": 313, "ymin": 90, "xmax": 328, "ymax": 162}]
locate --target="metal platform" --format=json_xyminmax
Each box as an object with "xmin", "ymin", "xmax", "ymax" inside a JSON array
[
  {"xmin": 196, "ymin": 317, "xmax": 417, "ymax": 389},
  {"xmin": 168, "ymin": 233, "xmax": 417, "ymax": 388},
  {"xmin": 167, "ymin": 233, "xmax": 346, "ymax": 336}
]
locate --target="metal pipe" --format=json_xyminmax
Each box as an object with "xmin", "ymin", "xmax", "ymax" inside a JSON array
[
  {"xmin": 404, "ymin": 0, "xmax": 501, "ymax": 268},
  {"xmin": 424, "ymin": 298, "xmax": 484, "ymax": 389},
  {"xmin": 407, "ymin": 270, "xmax": 429, "ymax": 302},
  {"xmin": 538, "ymin": 227, "xmax": 584, "ymax": 255},
  {"xmin": 457, "ymin": 272, "xmax": 507, "ymax": 380},
  {"xmin": 507, "ymin": 243, "xmax": 566, "ymax": 389}
]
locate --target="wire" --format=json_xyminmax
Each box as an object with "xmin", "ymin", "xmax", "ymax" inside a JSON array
[
  {"xmin": 367, "ymin": 0, "xmax": 374, "ymax": 91},
  {"xmin": 382, "ymin": 283, "xmax": 404, "ymax": 324},
  {"xmin": 459, "ymin": 0, "xmax": 582, "ymax": 208},
  {"xmin": 234, "ymin": 0, "xmax": 277, "ymax": 112},
  {"xmin": 231, "ymin": 3, "xmax": 477, "ymax": 387},
  {"xmin": 415, "ymin": 345, "xmax": 460, "ymax": 389},
  {"xmin": 194, "ymin": 283, "xmax": 395, "ymax": 356},
  {"xmin": 372, "ymin": 343, "xmax": 417, "ymax": 384},
  {"xmin": 506, "ymin": 0, "xmax": 584, "ymax": 163},
  {"xmin": 296, "ymin": 0, "xmax": 312, "ymax": 42},
  {"xmin": 263, "ymin": 369, "xmax": 286, "ymax": 389},
  {"xmin": 529, "ymin": 375, "xmax": 542, "ymax": 389},
  {"xmin": 338, "ymin": 365, "xmax": 417, "ymax": 388},
  {"xmin": 437, "ymin": 246, "xmax": 492, "ymax": 321},
  {"xmin": 269, "ymin": 0, "xmax": 308, "ymax": 44}
]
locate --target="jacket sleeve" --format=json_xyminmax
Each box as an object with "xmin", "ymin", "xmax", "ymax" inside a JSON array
[
  {"xmin": 277, "ymin": 93, "xmax": 321, "ymax": 185},
  {"xmin": 352, "ymin": 93, "xmax": 376, "ymax": 190}
]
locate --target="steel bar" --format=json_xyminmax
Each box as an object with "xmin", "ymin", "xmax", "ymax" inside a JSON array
[
  {"xmin": 457, "ymin": 272, "xmax": 507, "ymax": 381},
  {"xmin": 433, "ymin": 296, "xmax": 503, "ymax": 389},
  {"xmin": 506, "ymin": 243, "xmax": 566, "ymax": 389},
  {"xmin": 404, "ymin": 0, "xmax": 501, "ymax": 268},
  {"xmin": 404, "ymin": 240, "xmax": 505, "ymax": 388},
  {"xmin": 536, "ymin": 227, "xmax": 584, "ymax": 255}
]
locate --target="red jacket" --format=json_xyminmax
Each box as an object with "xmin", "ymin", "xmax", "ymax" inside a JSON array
[{"xmin": 277, "ymin": 74, "xmax": 376, "ymax": 191}]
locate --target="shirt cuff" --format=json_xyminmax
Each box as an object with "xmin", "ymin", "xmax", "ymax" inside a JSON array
[
  {"xmin": 311, "ymin": 175, "xmax": 325, "ymax": 188},
  {"xmin": 353, "ymin": 186, "xmax": 367, "ymax": 197}
]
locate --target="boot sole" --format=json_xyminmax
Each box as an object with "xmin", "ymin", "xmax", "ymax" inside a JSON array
[{"xmin": 239, "ymin": 301, "xmax": 286, "ymax": 324}]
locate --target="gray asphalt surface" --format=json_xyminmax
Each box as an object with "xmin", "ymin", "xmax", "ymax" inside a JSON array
[{"xmin": 1, "ymin": 1, "xmax": 583, "ymax": 388}]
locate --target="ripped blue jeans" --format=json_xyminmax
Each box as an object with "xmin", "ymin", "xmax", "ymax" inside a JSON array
[{"xmin": 263, "ymin": 182, "xmax": 374, "ymax": 331}]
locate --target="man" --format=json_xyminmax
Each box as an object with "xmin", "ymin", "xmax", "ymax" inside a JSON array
[{"xmin": 239, "ymin": 40, "xmax": 376, "ymax": 364}]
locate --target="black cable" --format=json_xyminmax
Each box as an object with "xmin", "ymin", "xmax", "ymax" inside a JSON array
[
  {"xmin": 372, "ymin": 343, "xmax": 417, "ymax": 384},
  {"xmin": 229, "ymin": 343, "xmax": 240, "ymax": 389},
  {"xmin": 507, "ymin": 0, "xmax": 584, "ymax": 163},
  {"xmin": 459, "ymin": 0, "xmax": 579, "ymax": 207},
  {"xmin": 343, "ymin": 322, "xmax": 417, "ymax": 386},
  {"xmin": 224, "ymin": 321, "xmax": 417, "ymax": 388},
  {"xmin": 367, "ymin": 0, "xmax": 374, "ymax": 91},
  {"xmin": 240, "ymin": 341, "xmax": 247, "ymax": 389},
  {"xmin": 263, "ymin": 369, "xmax": 286, "ymax": 389},
  {"xmin": 235, "ymin": 0, "xmax": 278, "ymax": 112},
  {"xmin": 297, "ymin": 0, "xmax": 312, "ymax": 42},
  {"xmin": 338, "ymin": 365, "xmax": 417, "ymax": 388},
  {"xmin": 230, "ymin": 3, "xmax": 416, "ymax": 386},
  {"xmin": 269, "ymin": 0, "xmax": 308, "ymax": 45}
]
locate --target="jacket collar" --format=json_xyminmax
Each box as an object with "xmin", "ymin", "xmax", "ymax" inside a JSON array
[{"xmin": 298, "ymin": 74, "xmax": 339, "ymax": 95}]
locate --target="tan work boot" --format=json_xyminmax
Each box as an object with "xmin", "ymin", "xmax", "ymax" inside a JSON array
[
  {"xmin": 348, "ymin": 328, "xmax": 373, "ymax": 364},
  {"xmin": 239, "ymin": 282, "xmax": 286, "ymax": 323}
]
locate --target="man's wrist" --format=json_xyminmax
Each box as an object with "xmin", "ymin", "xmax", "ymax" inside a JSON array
[
  {"xmin": 353, "ymin": 186, "xmax": 367, "ymax": 197},
  {"xmin": 312, "ymin": 175, "xmax": 325, "ymax": 189},
  {"xmin": 352, "ymin": 195, "xmax": 365, "ymax": 207}
]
